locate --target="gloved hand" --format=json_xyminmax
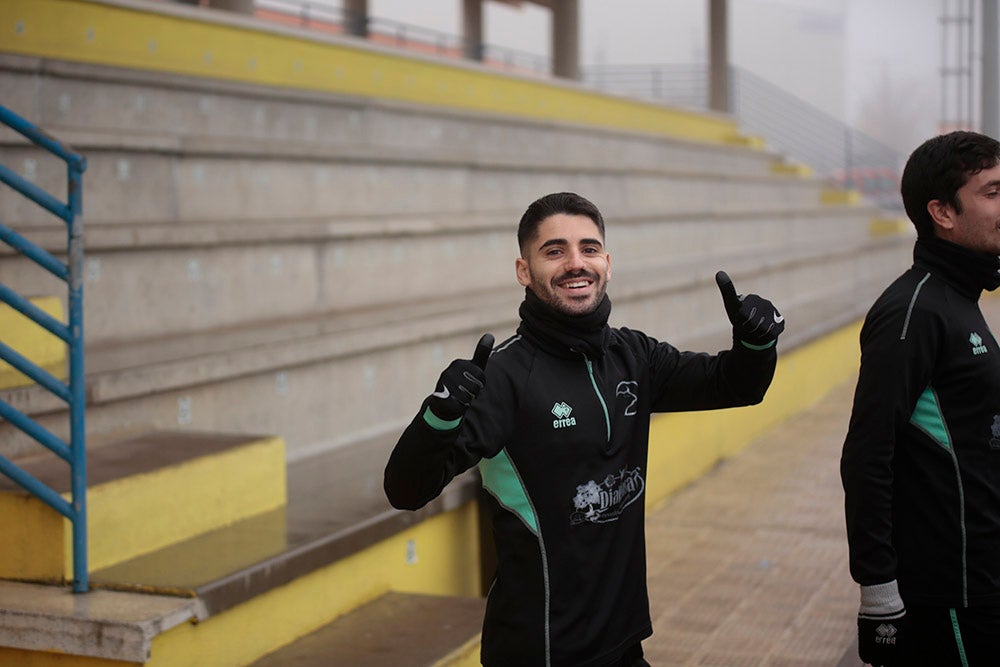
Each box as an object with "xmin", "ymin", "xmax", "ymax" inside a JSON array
[
  {"xmin": 425, "ymin": 333, "xmax": 494, "ymax": 424},
  {"xmin": 857, "ymin": 581, "xmax": 907, "ymax": 667},
  {"xmin": 715, "ymin": 271, "xmax": 784, "ymax": 350}
]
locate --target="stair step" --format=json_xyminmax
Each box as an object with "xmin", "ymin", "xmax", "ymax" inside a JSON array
[
  {"xmin": 89, "ymin": 432, "xmax": 480, "ymax": 617},
  {"xmin": 0, "ymin": 578, "xmax": 201, "ymax": 664},
  {"xmin": 0, "ymin": 431, "xmax": 286, "ymax": 581},
  {"xmin": 248, "ymin": 592, "xmax": 485, "ymax": 667}
]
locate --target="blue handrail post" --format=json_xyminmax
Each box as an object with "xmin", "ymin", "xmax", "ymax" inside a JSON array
[
  {"xmin": 67, "ymin": 157, "xmax": 88, "ymax": 593},
  {"xmin": 0, "ymin": 105, "xmax": 89, "ymax": 593}
]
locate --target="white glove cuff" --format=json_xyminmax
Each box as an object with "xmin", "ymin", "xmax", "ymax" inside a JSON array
[{"xmin": 859, "ymin": 580, "xmax": 905, "ymax": 617}]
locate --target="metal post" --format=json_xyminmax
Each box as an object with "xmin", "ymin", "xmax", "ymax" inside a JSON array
[
  {"xmin": 344, "ymin": 0, "xmax": 369, "ymax": 38},
  {"xmin": 708, "ymin": 0, "xmax": 730, "ymax": 113},
  {"xmin": 551, "ymin": 0, "xmax": 580, "ymax": 80},
  {"xmin": 67, "ymin": 157, "xmax": 88, "ymax": 593},
  {"xmin": 983, "ymin": 0, "xmax": 1000, "ymax": 137},
  {"xmin": 462, "ymin": 0, "xmax": 484, "ymax": 62}
]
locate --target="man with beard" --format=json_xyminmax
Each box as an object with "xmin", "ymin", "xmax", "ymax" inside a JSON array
[
  {"xmin": 384, "ymin": 192, "xmax": 784, "ymax": 666},
  {"xmin": 841, "ymin": 131, "xmax": 1000, "ymax": 667}
]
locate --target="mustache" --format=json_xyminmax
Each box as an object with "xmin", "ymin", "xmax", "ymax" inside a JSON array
[{"xmin": 555, "ymin": 269, "xmax": 599, "ymax": 283}]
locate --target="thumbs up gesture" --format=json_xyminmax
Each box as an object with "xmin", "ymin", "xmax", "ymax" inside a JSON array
[
  {"xmin": 426, "ymin": 334, "xmax": 495, "ymax": 424},
  {"xmin": 716, "ymin": 271, "xmax": 784, "ymax": 350}
]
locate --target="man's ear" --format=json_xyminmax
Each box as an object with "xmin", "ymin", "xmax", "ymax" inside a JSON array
[
  {"xmin": 927, "ymin": 199, "xmax": 956, "ymax": 233},
  {"xmin": 515, "ymin": 257, "xmax": 530, "ymax": 287}
]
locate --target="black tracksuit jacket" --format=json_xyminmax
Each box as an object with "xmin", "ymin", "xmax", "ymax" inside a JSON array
[
  {"xmin": 842, "ymin": 237, "xmax": 1000, "ymax": 608},
  {"xmin": 385, "ymin": 297, "xmax": 776, "ymax": 666}
]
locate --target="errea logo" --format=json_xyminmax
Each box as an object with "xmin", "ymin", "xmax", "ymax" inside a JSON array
[
  {"xmin": 874, "ymin": 623, "xmax": 898, "ymax": 645},
  {"xmin": 970, "ymin": 332, "xmax": 988, "ymax": 356},
  {"xmin": 552, "ymin": 402, "xmax": 577, "ymax": 429}
]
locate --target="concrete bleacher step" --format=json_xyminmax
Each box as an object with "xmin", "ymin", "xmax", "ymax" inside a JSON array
[
  {"xmin": 0, "ymin": 227, "xmax": 911, "ymax": 464},
  {"xmin": 248, "ymin": 591, "xmax": 486, "ymax": 667},
  {"xmin": 0, "ymin": 429, "xmax": 483, "ymax": 665},
  {"xmin": 89, "ymin": 432, "xmax": 478, "ymax": 614},
  {"xmin": 0, "ymin": 431, "xmax": 286, "ymax": 582},
  {"xmin": 0, "ymin": 204, "xmax": 877, "ymax": 353}
]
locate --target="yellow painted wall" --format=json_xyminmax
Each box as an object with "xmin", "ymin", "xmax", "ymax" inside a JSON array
[
  {"xmin": 0, "ymin": 436, "xmax": 286, "ymax": 581},
  {"xmin": 645, "ymin": 321, "xmax": 861, "ymax": 507},
  {"xmin": 0, "ymin": 491, "xmax": 66, "ymax": 582},
  {"xmin": 0, "ymin": 297, "xmax": 66, "ymax": 390},
  {"xmin": 82, "ymin": 435, "xmax": 287, "ymax": 574},
  {"xmin": 0, "ymin": 648, "xmax": 138, "ymax": 667},
  {"xmin": 0, "ymin": 0, "xmax": 745, "ymax": 147}
]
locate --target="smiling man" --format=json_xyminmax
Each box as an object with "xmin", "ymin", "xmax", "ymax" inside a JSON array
[
  {"xmin": 841, "ymin": 131, "xmax": 1000, "ymax": 667},
  {"xmin": 385, "ymin": 192, "xmax": 784, "ymax": 666}
]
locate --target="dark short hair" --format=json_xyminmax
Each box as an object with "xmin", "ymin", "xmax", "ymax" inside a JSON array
[
  {"xmin": 517, "ymin": 192, "xmax": 605, "ymax": 254},
  {"xmin": 901, "ymin": 131, "xmax": 1000, "ymax": 237}
]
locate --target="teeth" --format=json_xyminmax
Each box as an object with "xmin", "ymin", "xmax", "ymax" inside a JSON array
[{"xmin": 565, "ymin": 281, "xmax": 588, "ymax": 288}]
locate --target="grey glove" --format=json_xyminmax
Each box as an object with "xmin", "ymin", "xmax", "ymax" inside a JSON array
[{"xmin": 857, "ymin": 580, "xmax": 907, "ymax": 667}]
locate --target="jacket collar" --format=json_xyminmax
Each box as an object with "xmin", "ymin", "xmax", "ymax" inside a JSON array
[
  {"xmin": 516, "ymin": 288, "xmax": 612, "ymax": 359},
  {"xmin": 913, "ymin": 236, "xmax": 1000, "ymax": 300}
]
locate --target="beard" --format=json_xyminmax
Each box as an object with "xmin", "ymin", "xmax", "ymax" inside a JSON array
[{"xmin": 529, "ymin": 269, "xmax": 609, "ymax": 316}]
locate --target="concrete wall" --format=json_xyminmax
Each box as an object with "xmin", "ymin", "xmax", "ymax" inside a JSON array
[{"xmin": 0, "ymin": 8, "xmax": 912, "ymax": 463}]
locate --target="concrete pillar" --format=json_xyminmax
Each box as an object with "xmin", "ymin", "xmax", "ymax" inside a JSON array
[
  {"xmin": 708, "ymin": 0, "xmax": 730, "ymax": 113},
  {"xmin": 463, "ymin": 0, "xmax": 485, "ymax": 61},
  {"xmin": 551, "ymin": 0, "xmax": 580, "ymax": 80},
  {"xmin": 983, "ymin": 0, "xmax": 1000, "ymax": 138},
  {"xmin": 205, "ymin": 0, "xmax": 254, "ymax": 13},
  {"xmin": 344, "ymin": 0, "xmax": 369, "ymax": 38}
]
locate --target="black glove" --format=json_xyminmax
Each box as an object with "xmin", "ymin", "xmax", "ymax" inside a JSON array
[
  {"xmin": 716, "ymin": 271, "xmax": 784, "ymax": 350},
  {"xmin": 426, "ymin": 333, "xmax": 494, "ymax": 423},
  {"xmin": 857, "ymin": 581, "xmax": 907, "ymax": 667}
]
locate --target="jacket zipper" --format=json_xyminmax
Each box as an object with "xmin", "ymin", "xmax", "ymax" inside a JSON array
[{"xmin": 584, "ymin": 355, "xmax": 611, "ymax": 442}]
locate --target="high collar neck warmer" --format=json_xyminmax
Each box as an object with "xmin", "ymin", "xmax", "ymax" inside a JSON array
[
  {"xmin": 517, "ymin": 288, "xmax": 612, "ymax": 358},
  {"xmin": 914, "ymin": 236, "xmax": 1000, "ymax": 299}
]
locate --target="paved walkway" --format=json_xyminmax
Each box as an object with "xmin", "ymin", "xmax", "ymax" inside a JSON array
[
  {"xmin": 641, "ymin": 376, "xmax": 861, "ymax": 666},
  {"xmin": 639, "ymin": 296, "xmax": 1000, "ymax": 666}
]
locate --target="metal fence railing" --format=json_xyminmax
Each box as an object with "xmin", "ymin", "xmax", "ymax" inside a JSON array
[
  {"xmin": 0, "ymin": 105, "xmax": 89, "ymax": 592},
  {"xmin": 582, "ymin": 64, "xmax": 904, "ymax": 211},
  {"xmin": 254, "ymin": 0, "xmax": 549, "ymax": 75}
]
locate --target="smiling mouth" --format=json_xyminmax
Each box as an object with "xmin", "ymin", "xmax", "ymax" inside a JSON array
[{"xmin": 557, "ymin": 272, "xmax": 598, "ymax": 291}]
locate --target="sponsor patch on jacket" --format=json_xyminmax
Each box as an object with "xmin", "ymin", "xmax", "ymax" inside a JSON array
[{"xmin": 571, "ymin": 467, "xmax": 645, "ymax": 525}]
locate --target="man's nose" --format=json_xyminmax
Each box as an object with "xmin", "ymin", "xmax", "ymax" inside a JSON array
[{"xmin": 564, "ymin": 249, "xmax": 586, "ymax": 270}]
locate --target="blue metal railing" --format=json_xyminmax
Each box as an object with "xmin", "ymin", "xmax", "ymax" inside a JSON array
[{"xmin": 0, "ymin": 105, "xmax": 89, "ymax": 593}]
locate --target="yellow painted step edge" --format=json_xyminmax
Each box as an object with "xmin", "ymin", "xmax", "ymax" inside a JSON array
[
  {"xmin": 820, "ymin": 188, "xmax": 862, "ymax": 205},
  {"xmin": 771, "ymin": 161, "xmax": 813, "ymax": 177},
  {"xmin": 869, "ymin": 216, "xmax": 911, "ymax": 238},
  {"xmin": 1, "ymin": 0, "xmax": 743, "ymax": 147}
]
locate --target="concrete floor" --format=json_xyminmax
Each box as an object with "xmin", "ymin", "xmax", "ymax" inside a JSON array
[{"xmin": 640, "ymin": 376, "xmax": 862, "ymax": 666}]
